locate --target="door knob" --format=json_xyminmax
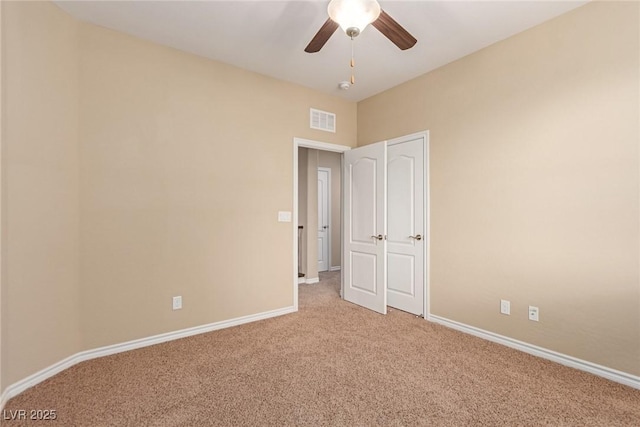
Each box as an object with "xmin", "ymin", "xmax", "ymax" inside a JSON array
[
  {"xmin": 409, "ymin": 234, "xmax": 422, "ymax": 241},
  {"xmin": 323, "ymin": 225, "xmax": 328, "ymax": 229},
  {"xmin": 371, "ymin": 234, "xmax": 383, "ymax": 241}
]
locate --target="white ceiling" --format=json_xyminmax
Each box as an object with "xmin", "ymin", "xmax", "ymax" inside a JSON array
[{"xmin": 54, "ymin": 0, "xmax": 588, "ymax": 102}]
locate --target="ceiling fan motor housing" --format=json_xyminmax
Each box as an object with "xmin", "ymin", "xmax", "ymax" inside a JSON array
[
  {"xmin": 304, "ymin": 1, "xmax": 416, "ymax": 54},
  {"xmin": 328, "ymin": 0, "xmax": 381, "ymax": 35},
  {"xmin": 346, "ymin": 27, "xmax": 360, "ymax": 38}
]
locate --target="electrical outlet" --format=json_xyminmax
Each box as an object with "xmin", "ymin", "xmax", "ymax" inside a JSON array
[
  {"xmin": 172, "ymin": 296, "xmax": 182, "ymax": 310},
  {"xmin": 528, "ymin": 305, "xmax": 539, "ymax": 321},
  {"xmin": 500, "ymin": 299, "xmax": 510, "ymax": 315}
]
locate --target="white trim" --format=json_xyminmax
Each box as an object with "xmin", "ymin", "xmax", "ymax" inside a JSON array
[
  {"xmin": 293, "ymin": 141, "xmax": 299, "ymax": 310},
  {"xmin": 295, "ymin": 138, "xmax": 351, "ymax": 153},
  {"xmin": 424, "ymin": 132, "xmax": 430, "ymax": 319},
  {"xmin": 329, "ymin": 266, "xmax": 341, "ymax": 271},
  {"xmin": 0, "ymin": 2, "xmax": 4, "ymax": 412},
  {"xmin": 298, "ymin": 277, "xmax": 306, "ymax": 284},
  {"xmin": 386, "ymin": 130, "xmax": 429, "ymax": 146},
  {"xmin": 293, "ymin": 138, "xmax": 351, "ymax": 310},
  {"xmin": 318, "ymin": 166, "xmax": 332, "ymax": 273},
  {"xmin": 340, "ymin": 154, "xmax": 345, "ymax": 299},
  {"xmin": 306, "ymin": 277, "xmax": 320, "ymax": 284},
  {"xmin": 428, "ymin": 314, "xmax": 640, "ymax": 390},
  {"xmin": 0, "ymin": 306, "xmax": 295, "ymax": 409}
]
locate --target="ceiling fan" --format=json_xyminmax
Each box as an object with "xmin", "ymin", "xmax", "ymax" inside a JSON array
[{"xmin": 305, "ymin": 0, "xmax": 417, "ymax": 53}]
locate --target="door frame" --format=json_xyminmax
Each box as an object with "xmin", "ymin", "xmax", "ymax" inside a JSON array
[
  {"xmin": 292, "ymin": 138, "xmax": 351, "ymax": 311},
  {"xmin": 292, "ymin": 133, "xmax": 429, "ymax": 320},
  {"xmin": 317, "ymin": 166, "xmax": 332, "ymax": 273}
]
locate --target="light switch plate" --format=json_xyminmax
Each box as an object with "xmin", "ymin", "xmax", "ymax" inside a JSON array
[{"xmin": 278, "ymin": 211, "xmax": 292, "ymax": 222}]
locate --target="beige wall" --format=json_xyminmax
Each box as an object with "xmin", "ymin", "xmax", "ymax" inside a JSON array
[
  {"xmin": 77, "ymin": 22, "xmax": 356, "ymax": 349},
  {"xmin": 0, "ymin": 3, "xmax": 6, "ymax": 393},
  {"xmin": 3, "ymin": 0, "xmax": 638, "ymax": 397},
  {"xmin": 318, "ymin": 150, "xmax": 341, "ymax": 269},
  {"xmin": 358, "ymin": 1, "xmax": 640, "ymax": 375},
  {"xmin": 2, "ymin": 1, "xmax": 82, "ymax": 388},
  {"xmin": 0, "ymin": 0, "xmax": 4, "ymax": 390},
  {"xmin": 1, "ymin": 0, "xmax": 357, "ymax": 392}
]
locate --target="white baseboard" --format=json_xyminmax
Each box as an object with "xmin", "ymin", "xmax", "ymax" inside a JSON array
[
  {"xmin": 428, "ymin": 314, "xmax": 640, "ymax": 390},
  {"xmin": 0, "ymin": 305, "xmax": 296, "ymax": 409},
  {"xmin": 297, "ymin": 277, "xmax": 306, "ymax": 284},
  {"xmin": 306, "ymin": 277, "xmax": 319, "ymax": 284},
  {"xmin": 329, "ymin": 266, "xmax": 341, "ymax": 271}
]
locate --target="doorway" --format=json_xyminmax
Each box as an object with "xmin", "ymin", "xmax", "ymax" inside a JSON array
[
  {"xmin": 297, "ymin": 149, "xmax": 341, "ymax": 280},
  {"xmin": 292, "ymin": 133, "xmax": 429, "ymax": 318},
  {"xmin": 292, "ymin": 138, "xmax": 350, "ymax": 311}
]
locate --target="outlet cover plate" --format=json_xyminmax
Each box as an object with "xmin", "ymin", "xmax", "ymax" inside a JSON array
[
  {"xmin": 173, "ymin": 296, "xmax": 182, "ymax": 310},
  {"xmin": 500, "ymin": 299, "xmax": 510, "ymax": 315},
  {"xmin": 528, "ymin": 305, "xmax": 539, "ymax": 321}
]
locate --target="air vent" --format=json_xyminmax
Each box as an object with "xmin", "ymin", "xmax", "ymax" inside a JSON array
[{"xmin": 310, "ymin": 108, "xmax": 336, "ymax": 133}]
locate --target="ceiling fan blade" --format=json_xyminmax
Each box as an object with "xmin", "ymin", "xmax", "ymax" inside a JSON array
[
  {"xmin": 372, "ymin": 9, "xmax": 417, "ymax": 50},
  {"xmin": 304, "ymin": 18, "xmax": 339, "ymax": 53}
]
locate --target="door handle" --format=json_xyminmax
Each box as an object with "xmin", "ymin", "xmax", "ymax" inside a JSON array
[
  {"xmin": 323, "ymin": 225, "xmax": 328, "ymax": 229},
  {"xmin": 409, "ymin": 234, "xmax": 422, "ymax": 241},
  {"xmin": 371, "ymin": 234, "xmax": 383, "ymax": 241}
]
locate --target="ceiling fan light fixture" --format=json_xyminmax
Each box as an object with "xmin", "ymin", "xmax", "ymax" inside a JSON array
[{"xmin": 327, "ymin": 0, "xmax": 381, "ymax": 37}]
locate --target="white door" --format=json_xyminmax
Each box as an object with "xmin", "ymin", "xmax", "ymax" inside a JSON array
[
  {"xmin": 387, "ymin": 137, "xmax": 425, "ymax": 315},
  {"xmin": 343, "ymin": 142, "xmax": 387, "ymax": 314},
  {"xmin": 317, "ymin": 168, "xmax": 330, "ymax": 272}
]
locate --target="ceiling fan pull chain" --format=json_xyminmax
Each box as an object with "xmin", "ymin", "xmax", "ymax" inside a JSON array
[{"xmin": 350, "ymin": 35, "xmax": 355, "ymax": 85}]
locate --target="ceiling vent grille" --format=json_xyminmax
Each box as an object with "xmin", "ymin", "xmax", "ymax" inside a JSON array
[{"xmin": 310, "ymin": 108, "xmax": 336, "ymax": 133}]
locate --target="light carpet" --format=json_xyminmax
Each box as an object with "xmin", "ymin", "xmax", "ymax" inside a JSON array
[{"xmin": 4, "ymin": 271, "xmax": 640, "ymax": 426}]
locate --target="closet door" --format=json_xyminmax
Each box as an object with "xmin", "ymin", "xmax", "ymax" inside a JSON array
[
  {"xmin": 343, "ymin": 142, "xmax": 387, "ymax": 314},
  {"xmin": 387, "ymin": 137, "xmax": 425, "ymax": 316}
]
